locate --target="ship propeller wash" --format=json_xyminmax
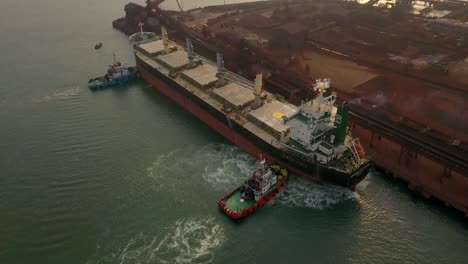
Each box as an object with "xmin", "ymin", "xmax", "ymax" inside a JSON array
[{"xmin": 134, "ymin": 26, "xmax": 370, "ymax": 189}]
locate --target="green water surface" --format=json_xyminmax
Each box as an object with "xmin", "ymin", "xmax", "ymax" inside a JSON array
[{"xmin": 0, "ymin": 1, "xmax": 467, "ymax": 264}]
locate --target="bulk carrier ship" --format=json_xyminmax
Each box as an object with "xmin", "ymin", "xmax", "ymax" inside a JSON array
[{"xmin": 134, "ymin": 27, "xmax": 370, "ymax": 189}]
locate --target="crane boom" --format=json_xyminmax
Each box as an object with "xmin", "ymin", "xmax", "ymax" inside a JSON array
[{"xmin": 175, "ymin": 0, "xmax": 183, "ymax": 12}]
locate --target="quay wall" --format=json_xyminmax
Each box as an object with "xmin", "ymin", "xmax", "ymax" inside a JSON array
[{"xmin": 351, "ymin": 122, "xmax": 468, "ymax": 217}]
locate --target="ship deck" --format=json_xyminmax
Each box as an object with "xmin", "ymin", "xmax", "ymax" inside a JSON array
[{"xmin": 135, "ymin": 40, "xmax": 287, "ymax": 152}]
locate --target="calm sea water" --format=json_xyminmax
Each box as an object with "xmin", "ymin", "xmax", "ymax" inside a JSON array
[{"xmin": 0, "ymin": 1, "xmax": 467, "ymax": 263}]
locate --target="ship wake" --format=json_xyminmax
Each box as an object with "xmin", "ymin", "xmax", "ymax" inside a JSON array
[
  {"xmin": 155, "ymin": 217, "xmax": 223, "ymax": 264},
  {"xmin": 147, "ymin": 144, "xmax": 256, "ymax": 192},
  {"xmin": 271, "ymin": 176, "xmax": 358, "ymax": 209},
  {"xmin": 200, "ymin": 145, "xmax": 256, "ymax": 191},
  {"xmin": 92, "ymin": 217, "xmax": 224, "ymax": 264},
  {"xmin": 35, "ymin": 86, "xmax": 81, "ymax": 103},
  {"xmin": 146, "ymin": 144, "xmax": 358, "ymax": 210}
]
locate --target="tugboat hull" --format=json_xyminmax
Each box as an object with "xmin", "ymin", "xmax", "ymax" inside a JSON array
[{"xmin": 88, "ymin": 66, "xmax": 138, "ymax": 90}]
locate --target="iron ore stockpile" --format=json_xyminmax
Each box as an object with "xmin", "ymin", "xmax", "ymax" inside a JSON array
[{"xmin": 113, "ymin": 0, "xmax": 468, "ymax": 218}]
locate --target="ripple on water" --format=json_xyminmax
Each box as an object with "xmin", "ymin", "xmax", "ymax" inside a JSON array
[
  {"xmin": 196, "ymin": 145, "xmax": 358, "ymax": 209},
  {"xmin": 34, "ymin": 86, "xmax": 82, "ymax": 103},
  {"xmin": 146, "ymin": 143, "xmax": 358, "ymax": 210},
  {"xmin": 93, "ymin": 217, "xmax": 224, "ymax": 264},
  {"xmin": 199, "ymin": 145, "xmax": 255, "ymax": 191},
  {"xmin": 270, "ymin": 176, "xmax": 358, "ymax": 209},
  {"xmin": 146, "ymin": 144, "xmax": 255, "ymax": 191},
  {"xmin": 355, "ymin": 170, "xmax": 373, "ymax": 192},
  {"xmin": 197, "ymin": 145, "xmax": 359, "ymax": 209}
]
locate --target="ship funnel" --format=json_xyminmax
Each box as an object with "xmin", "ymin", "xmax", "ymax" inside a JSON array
[
  {"xmin": 186, "ymin": 37, "xmax": 194, "ymax": 63},
  {"xmin": 161, "ymin": 26, "xmax": 169, "ymax": 54},
  {"xmin": 254, "ymin": 73, "xmax": 263, "ymax": 96}
]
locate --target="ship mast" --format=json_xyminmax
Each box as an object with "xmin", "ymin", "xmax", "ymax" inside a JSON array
[{"xmin": 138, "ymin": 22, "xmax": 144, "ymax": 33}]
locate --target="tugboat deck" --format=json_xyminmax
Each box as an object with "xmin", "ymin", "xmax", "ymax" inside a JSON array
[{"xmin": 224, "ymin": 190, "xmax": 256, "ymax": 213}]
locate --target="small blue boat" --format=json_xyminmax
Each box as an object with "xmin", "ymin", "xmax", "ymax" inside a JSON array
[
  {"xmin": 94, "ymin": 42, "xmax": 103, "ymax": 50},
  {"xmin": 88, "ymin": 55, "xmax": 138, "ymax": 90}
]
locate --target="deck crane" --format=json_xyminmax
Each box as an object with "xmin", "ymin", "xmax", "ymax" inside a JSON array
[
  {"xmin": 146, "ymin": 0, "xmax": 166, "ymax": 7},
  {"xmin": 175, "ymin": 0, "xmax": 183, "ymax": 12}
]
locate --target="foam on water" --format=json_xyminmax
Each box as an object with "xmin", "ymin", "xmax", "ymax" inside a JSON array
[
  {"xmin": 35, "ymin": 86, "xmax": 81, "ymax": 102},
  {"xmin": 147, "ymin": 144, "xmax": 255, "ymax": 191},
  {"xmin": 146, "ymin": 148, "xmax": 186, "ymax": 179},
  {"xmin": 200, "ymin": 145, "xmax": 255, "ymax": 190},
  {"xmin": 146, "ymin": 143, "xmax": 357, "ymax": 209},
  {"xmin": 195, "ymin": 145, "xmax": 360, "ymax": 208},
  {"xmin": 155, "ymin": 217, "xmax": 223, "ymax": 263},
  {"xmin": 356, "ymin": 170, "xmax": 373, "ymax": 192},
  {"xmin": 271, "ymin": 176, "xmax": 358, "ymax": 209},
  {"xmin": 94, "ymin": 217, "xmax": 224, "ymax": 264}
]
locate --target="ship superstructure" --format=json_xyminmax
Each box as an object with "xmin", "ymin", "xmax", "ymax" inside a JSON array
[
  {"xmin": 281, "ymin": 79, "xmax": 366, "ymax": 174},
  {"xmin": 239, "ymin": 159, "xmax": 280, "ymax": 201},
  {"xmin": 134, "ymin": 27, "xmax": 370, "ymax": 188}
]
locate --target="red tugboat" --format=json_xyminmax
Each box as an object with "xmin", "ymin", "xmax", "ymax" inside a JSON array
[{"xmin": 218, "ymin": 159, "xmax": 288, "ymax": 219}]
